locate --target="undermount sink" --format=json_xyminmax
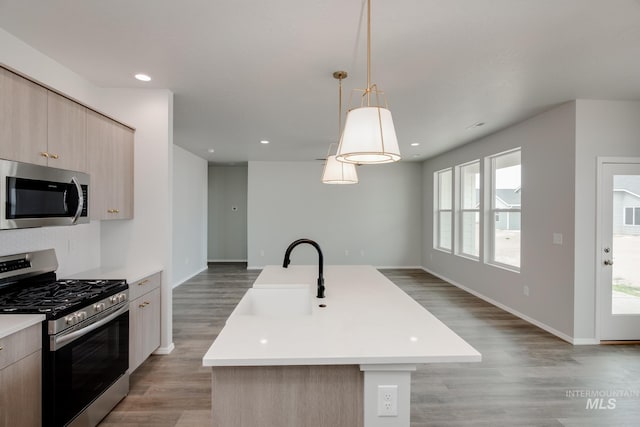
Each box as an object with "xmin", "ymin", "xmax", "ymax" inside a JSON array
[{"xmin": 233, "ymin": 284, "xmax": 313, "ymax": 317}]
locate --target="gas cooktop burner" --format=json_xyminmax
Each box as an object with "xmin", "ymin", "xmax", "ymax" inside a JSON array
[{"xmin": 0, "ymin": 278, "xmax": 127, "ymax": 317}]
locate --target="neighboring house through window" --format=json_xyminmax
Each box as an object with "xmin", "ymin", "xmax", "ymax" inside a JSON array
[
  {"xmin": 489, "ymin": 149, "xmax": 521, "ymax": 270},
  {"xmin": 624, "ymin": 206, "xmax": 640, "ymax": 225}
]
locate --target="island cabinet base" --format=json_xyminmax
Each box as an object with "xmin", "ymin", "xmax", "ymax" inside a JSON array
[{"xmin": 211, "ymin": 365, "xmax": 364, "ymax": 427}]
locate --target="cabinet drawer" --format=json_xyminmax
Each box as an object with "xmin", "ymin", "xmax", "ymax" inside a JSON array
[
  {"xmin": 0, "ymin": 323, "xmax": 42, "ymax": 370},
  {"xmin": 129, "ymin": 272, "xmax": 161, "ymax": 301}
]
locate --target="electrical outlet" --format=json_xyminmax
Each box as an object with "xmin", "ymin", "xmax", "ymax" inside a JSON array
[{"xmin": 377, "ymin": 385, "xmax": 398, "ymax": 417}]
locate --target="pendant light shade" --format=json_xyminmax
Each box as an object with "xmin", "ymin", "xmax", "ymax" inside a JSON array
[
  {"xmin": 335, "ymin": 0, "xmax": 401, "ymax": 164},
  {"xmin": 322, "ymin": 153, "xmax": 359, "ymax": 184},
  {"xmin": 336, "ymin": 106, "xmax": 400, "ymax": 164},
  {"xmin": 321, "ymin": 71, "xmax": 359, "ymax": 185}
]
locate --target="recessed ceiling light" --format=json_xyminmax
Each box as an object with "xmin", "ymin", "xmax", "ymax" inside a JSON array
[
  {"xmin": 260, "ymin": 140, "xmax": 270, "ymax": 144},
  {"xmin": 411, "ymin": 143, "xmax": 420, "ymax": 147},
  {"xmin": 134, "ymin": 73, "xmax": 151, "ymax": 82},
  {"xmin": 208, "ymin": 149, "xmax": 215, "ymax": 153}
]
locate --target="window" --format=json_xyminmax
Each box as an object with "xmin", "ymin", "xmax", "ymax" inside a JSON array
[
  {"xmin": 434, "ymin": 168, "xmax": 453, "ymax": 251},
  {"xmin": 458, "ymin": 161, "xmax": 480, "ymax": 258},
  {"xmin": 624, "ymin": 206, "xmax": 640, "ymax": 225},
  {"xmin": 489, "ymin": 149, "xmax": 521, "ymax": 269}
]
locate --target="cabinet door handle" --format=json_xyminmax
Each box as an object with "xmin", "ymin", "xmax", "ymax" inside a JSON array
[
  {"xmin": 40, "ymin": 152, "xmax": 50, "ymax": 158},
  {"xmin": 138, "ymin": 279, "xmax": 149, "ymax": 286},
  {"xmin": 144, "ymin": 301, "xmax": 150, "ymax": 306},
  {"xmin": 50, "ymin": 153, "xmax": 59, "ymax": 159},
  {"xmin": 0, "ymin": 345, "xmax": 3, "ymax": 351},
  {"xmin": 139, "ymin": 304, "xmax": 146, "ymax": 308}
]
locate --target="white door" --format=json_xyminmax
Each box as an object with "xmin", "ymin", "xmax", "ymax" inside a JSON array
[{"xmin": 598, "ymin": 161, "xmax": 640, "ymax": 340}]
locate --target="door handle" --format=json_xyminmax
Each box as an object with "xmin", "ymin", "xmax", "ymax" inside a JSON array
[
  {"xmin": 70, "ymin": 176, "xmax": 84, "ymax": 224},
  {"xmin": 604, "ymin": 259, "xmax": 614, "ymax": 266}
]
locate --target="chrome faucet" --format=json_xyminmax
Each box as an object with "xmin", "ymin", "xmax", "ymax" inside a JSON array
[{"xmin": 282, "ymin": 238, "xmax": 325, "ymax": 298}]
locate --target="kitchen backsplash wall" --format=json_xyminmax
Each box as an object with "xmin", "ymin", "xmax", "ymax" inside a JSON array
[{"xmin": 0, "ymin": 221, "xmax": 101, "ymax": 277}]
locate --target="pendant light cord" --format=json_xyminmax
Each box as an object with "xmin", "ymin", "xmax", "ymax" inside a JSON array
[
  {"xmin": 338, "ymin": 75, "xmax": 343, "ymax": 140},
  {"xmin": 367, "ymin": 0, "xmax": 371, "ymax": 106}
]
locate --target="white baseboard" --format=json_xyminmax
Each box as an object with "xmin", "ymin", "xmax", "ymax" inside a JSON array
[
  {"xmin": 420, "ymin": 266, "xmax": 585, "ymax": 345},
  {"xmin": 376, "ymin": 265, "xmax": 424, "ymax": 269},
  {"xmin": 207, "ymin": 259, "xmax": 247, "ymax": 263},
  {"xmin": 172, "ymin": 265, "xmax": 208, "ymax": 289},
  {"xmin": 572, "ymin": 338, "xmax": 600, "ymax": 345},
  {"xmin": 153, "ymin": 342, "xmax": 175, "ymax": 355}
]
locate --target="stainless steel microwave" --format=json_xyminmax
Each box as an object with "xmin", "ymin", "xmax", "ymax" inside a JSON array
[{"xmin": 0, "ymin": 158, "xmax": 89, "ymax": 229}]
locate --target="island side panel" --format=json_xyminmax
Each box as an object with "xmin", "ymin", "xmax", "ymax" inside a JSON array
[{"xmin": 211, "ymin": 365, "xmax": 364, "ymax": 427}]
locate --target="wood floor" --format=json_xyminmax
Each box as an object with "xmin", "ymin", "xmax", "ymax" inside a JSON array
[{"xmin": 100, "ymin": 264, "xmax": 640, "ymax": 427}]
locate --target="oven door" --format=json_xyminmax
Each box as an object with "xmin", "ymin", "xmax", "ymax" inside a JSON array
[{"xmin": 43, "ymin": 306, "xmax": 129, "ymax": 427}]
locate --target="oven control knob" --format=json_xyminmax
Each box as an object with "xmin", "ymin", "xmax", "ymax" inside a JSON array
[
  {"xmin": 77, "ymin": 311, "xmax": 87, "ymax": 321},
  {"xmin": 94, "ymin": 303, "xmax": 105, "ymax": 312},
  {"xmin": 118, "ymin": 293, "xmax": 127, "ymax": 303},
  {"xmin": 65, "ymin": 314, "xmax": 77, "ymax": 325},
  {"xmin": 110, "ymin": 295, "xmax": 118, "ymax": 304}
]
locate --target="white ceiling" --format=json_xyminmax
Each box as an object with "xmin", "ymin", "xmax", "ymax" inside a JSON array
[{"xmin": 1, "ymin": 0, "xmax": 639, "ymax": 164}]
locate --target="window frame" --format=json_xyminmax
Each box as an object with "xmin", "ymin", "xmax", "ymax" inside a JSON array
[
  {"xmin": 456, "ymin": 160, "xmax": 481, "ymax": 260},
  {"xmin": 487, "ymin": 148, "xmax": 521, "ymax": 272},
  {"xmin": 624, "ymin": 206, "xmax": 640, "ymax": 226},
  {"xmin": 434, "ymin": 168, "xmax": 453, "ymax": 253}
]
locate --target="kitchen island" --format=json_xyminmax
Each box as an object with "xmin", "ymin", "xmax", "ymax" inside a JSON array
[{"xmin": 203, "ymin": 265, "xmax": 481, "ymax": 427}]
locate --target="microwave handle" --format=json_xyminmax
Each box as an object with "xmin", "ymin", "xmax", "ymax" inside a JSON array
[{"xmin": 70, "ymin": 176, "xmax": 84, "ymax": 224}]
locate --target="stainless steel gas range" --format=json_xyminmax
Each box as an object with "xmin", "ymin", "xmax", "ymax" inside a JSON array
[{"xmin": 0, "ymin": 249, "xmax": 129, "ymax": 427}]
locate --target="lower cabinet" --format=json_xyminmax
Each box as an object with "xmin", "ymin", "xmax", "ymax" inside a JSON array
[
  {"xmin": 129, "ymin": 273, "xmax": 161, "ymax": 372},
  {"xmin": 0, "ymin": 323, "xmax": 42, "ymax": 427}
]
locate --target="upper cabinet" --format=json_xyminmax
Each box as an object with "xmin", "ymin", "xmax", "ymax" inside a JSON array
[
  {"xmin": 1, "ymin": 66, "xmax": 134, "ymax": 221},
  {"xmin": 0, "ymin": 67, "xmax": 48, "ymax": 164},
  {"xmin": 47, "ymin": 91, "xmax": 87, "ymax": 172},
  {"xmin": 87, "ymin": 110, "xmax": 134, "ymax": 220},
  {"xmin": 0, "ymin": 68, "xmax": 88, "ymax": 172}
]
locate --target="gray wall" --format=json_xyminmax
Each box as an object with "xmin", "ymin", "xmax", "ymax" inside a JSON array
[
  {"xmin": 172, "ymin": 145, "xmax": 208, "ymax": 286},
  {"xmin": 574, "ymin": 100, "xmax": 640, "ymax": 339},
  {"xmin": 208, "ymin": 166, "xmax": 248, "ymax": 261},
  {"xmin": 247, "ymin": 161, "xmax": 423, "ymax": 268},
  {"xmin": 423, "ymin": 102, "xmax": 577, "ymax": 339}
]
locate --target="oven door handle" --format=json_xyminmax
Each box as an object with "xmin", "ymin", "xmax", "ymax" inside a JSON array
[{"xmin": 52, "ymin": 304, "xmax": 128, "ymax": 351}]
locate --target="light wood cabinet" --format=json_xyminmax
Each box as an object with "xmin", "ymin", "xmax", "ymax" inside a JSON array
[
  {"xmin": 129, "ymin": 273, "xmax": 161, "ymax": 372},
  {"xmin": 87, "ymin": 109, "xmax": 134, "ymax": 220},
  {"xmin": 0, "ymin": 67, "xmax": 48, "ymax": 164},
  {"xmin": 0, "ymin": 67, "xmax": 88, "ymax": 171},
  {"xmin": 47, "ymin": 91, "xmax": 87, "ymax": 172},
  {"xmin": 0, "ymin": 323, "xmax": 42, "ymax": 427},
  {"xmin": 1, "ymin": 66, "xmax": 134, "ymax": 220}
]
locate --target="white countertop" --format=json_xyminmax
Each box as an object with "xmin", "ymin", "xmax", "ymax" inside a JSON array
[
  {"xmin": 66, "ymin": 264, "xmax": 162, "ymax": 284},
  {"xmin": 0, "ymin": 314, "xmax": 45, "ymax": 339},
  {"xmin": 203, "ymin": 265, "xmax": 481, "ymax": 367}
]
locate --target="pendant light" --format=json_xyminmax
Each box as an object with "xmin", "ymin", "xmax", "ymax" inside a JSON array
[
  {"xmin": 322, "ymin": 71, "xmax": 359, "ymax": 184},
  {"xmin": 336, "ymin": 0, "xmax": 401, "ymax": 164}
]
